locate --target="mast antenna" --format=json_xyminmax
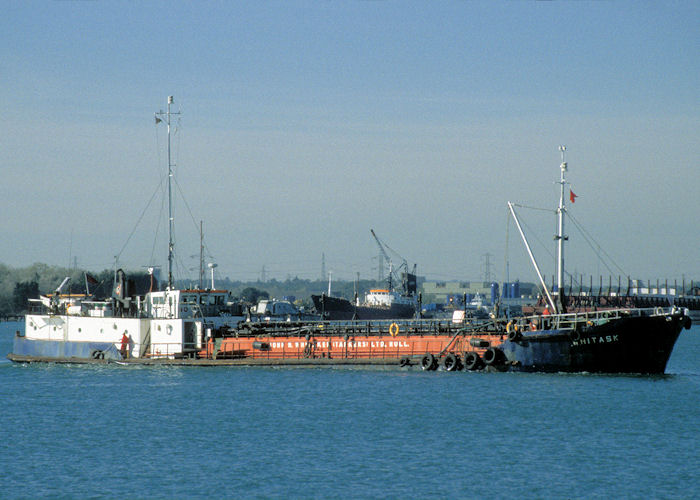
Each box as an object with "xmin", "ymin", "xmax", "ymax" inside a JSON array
[
  {"xmin": 556, "ymin": 145, "xmax": 568, "ymax": 299},
  {"xmin": 155, "ymin": 96, "xmax": 181, "ymax": 290}
]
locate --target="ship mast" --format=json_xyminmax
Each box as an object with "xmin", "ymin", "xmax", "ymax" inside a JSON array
[
  {"xmin": 507, "ymin": 148, "xmax": 570, "ymax": 314},
  {"xmin": 556, "ymin": 145, "xmax": 568, "ymax": 302},
  {"xmin": 155, "ymin": 96, "xmax": 180, "ymax": 290}
]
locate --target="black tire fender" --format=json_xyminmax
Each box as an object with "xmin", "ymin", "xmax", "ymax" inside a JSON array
[
  {"xmin": 421, "ymin": 353, "xmax": 437, "ymax": 371},
  {"xmin": 483, "ymin": 347, "xmax": 503, "ymax": 365},
  {"xmin": 507, "ymin": 329, "xmax": 522, "ymax": 341},
  {"xmin": 464, "ymin": 351, "xmax": 482, "ymax": 371},
  {"xmin": 443, "ymin": 353, "xmax": 459, "ymax": 371}
]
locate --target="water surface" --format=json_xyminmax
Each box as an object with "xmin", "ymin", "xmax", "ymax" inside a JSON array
[{"xmin": 2, "ymin": 321, "xmax": 698, "ymax": 499}]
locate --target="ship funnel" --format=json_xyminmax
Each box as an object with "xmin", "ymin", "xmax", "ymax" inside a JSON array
[{"xmin": 113, "ymin": 269, "xmax": 128, "ymax": 300}]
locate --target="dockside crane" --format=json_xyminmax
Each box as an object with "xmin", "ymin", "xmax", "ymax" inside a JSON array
[
  {"xmin": 370, "ymin": 229, "xmax": 417, "ymax": 295},
  {"xmin": 371, "ymin": 228, "xmax": 394, "ymax": 288}
]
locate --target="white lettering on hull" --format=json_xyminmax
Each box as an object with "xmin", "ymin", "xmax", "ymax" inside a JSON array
[
  {"xmin": 572, "ymin": 334, "xmax": 619, "ymax": 346},
  {"xmin": 268, "ymin": 340, "xmax": 411, "ymax": 350}
]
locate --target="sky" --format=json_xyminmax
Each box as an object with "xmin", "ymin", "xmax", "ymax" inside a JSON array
[{"xmin": 2, "ymin": 1, "xmax": 698, "ymax": 287}]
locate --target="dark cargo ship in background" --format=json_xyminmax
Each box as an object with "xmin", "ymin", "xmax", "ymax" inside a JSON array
[{"xmin": 312, "ymin": 271, "xmax": 417, "ymax": 320}]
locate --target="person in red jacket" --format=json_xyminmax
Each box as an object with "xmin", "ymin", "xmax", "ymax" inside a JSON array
[{"xmin": 120, "ymin": 332, "xmax": 130, "ymax": 359}]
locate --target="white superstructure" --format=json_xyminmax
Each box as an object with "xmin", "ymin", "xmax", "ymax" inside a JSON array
[
  {"xmin": 24, "ymin": 288, "xmax": 243, "ymax": 358},
  {"xmin": 363, "ymin": 289, "xmax": 415, "ymax": 308}
]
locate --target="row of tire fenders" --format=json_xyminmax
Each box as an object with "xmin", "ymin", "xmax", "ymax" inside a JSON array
[{"xmin": 399, "ymin": 347, "xmax": 507, "ymax": 372}]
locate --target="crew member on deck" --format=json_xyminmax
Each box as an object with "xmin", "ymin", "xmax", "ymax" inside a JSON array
[{"xmin": 120, "ymin": 332, "xmax": 130, "ymax": 359}]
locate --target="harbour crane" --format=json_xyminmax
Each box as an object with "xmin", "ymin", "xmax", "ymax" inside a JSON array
[
  {"xmin": 370, "ymin": 229, "xmax": 417, "ymax": 294},
  {"xmin": 371, "ymin": 229, "xmax": 393, "ymax": 286}
]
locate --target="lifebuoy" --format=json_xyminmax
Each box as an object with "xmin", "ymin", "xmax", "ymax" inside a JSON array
[{"xmin": 389, "ymin": 322, "xmax": 399, "ymax": 337}]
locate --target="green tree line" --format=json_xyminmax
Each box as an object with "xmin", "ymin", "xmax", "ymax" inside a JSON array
[
  {"xmin": 0, "ymin": 263, "xmax": 157, "ymax": 317},
  {"xmin": 0, "ymin": 263, "xmax": 390, "ymax": 316}
]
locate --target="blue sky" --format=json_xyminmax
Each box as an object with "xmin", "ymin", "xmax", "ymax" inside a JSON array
[{"xmin": 2, "ymin": 1, "xmax": 698, "ymax": 286}]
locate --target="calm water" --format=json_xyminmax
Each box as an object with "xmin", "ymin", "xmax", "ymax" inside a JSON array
[{"xmin": 1, "ymin": 321, "xmax": 699, "ymax": 499}]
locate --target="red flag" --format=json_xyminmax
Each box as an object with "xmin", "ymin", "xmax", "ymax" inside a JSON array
[{"xmin": 569, "ymin": 189, "xmax": 577, "ymax": 203}]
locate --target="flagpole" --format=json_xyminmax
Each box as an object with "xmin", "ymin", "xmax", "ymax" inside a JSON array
[
  {"xmin": 556, "ymin": 145, "xmax": 568, "ymax": 299},
  {"xmin": 155, "ymin": 96, "xmax": 180, "ymax": 290},
  {"xmin": 166, "ymin": 96, "xmax": 173, "ymax": 290}
]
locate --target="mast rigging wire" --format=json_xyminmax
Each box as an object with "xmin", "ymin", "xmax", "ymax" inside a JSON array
[
  {"xmin": 566, "ymin": 211, "xmax": 627, "ymax": 278},
  {"xmin": 115, "ymin": 175, "xmax": 166, "ymax": 264},
  {"xmin": 509, "ymin": 201, "xmax": 628, "ymax": 289}
]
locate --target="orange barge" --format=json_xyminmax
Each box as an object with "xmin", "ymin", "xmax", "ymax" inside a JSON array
[
  {"xmin": 190, "ymin": 307, "xmax": 691, "ymax": 373},
  {"xmin": 204, "ymin": 319, "xmax": 504, "ymax": 370}
]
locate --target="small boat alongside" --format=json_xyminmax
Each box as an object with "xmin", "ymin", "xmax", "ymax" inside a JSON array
[{"xmin": 14, "ymin": 277, "xmax": 245, "ymax": 361}]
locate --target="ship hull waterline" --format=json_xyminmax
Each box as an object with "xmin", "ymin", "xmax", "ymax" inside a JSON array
[{"xmin": 9, "ymin": 310, "xmax": 689, "ymax": 374}]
